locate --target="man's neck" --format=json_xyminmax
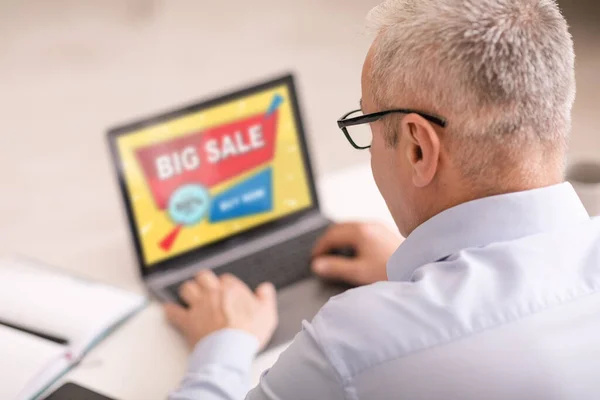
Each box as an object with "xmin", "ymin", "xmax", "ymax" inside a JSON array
[{"xmin": 408, "ymin": 174, "xmax": 564, "ymax": 236}]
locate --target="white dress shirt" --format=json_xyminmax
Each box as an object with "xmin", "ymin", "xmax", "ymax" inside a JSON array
[{"xmin": 170, "ymin": 183, "xmax": 600, "ymax": 400}]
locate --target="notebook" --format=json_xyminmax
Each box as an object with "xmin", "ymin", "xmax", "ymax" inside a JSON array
[{"xmin": 0, "ymin": 257, "xmax": 147, "ymax": 400}]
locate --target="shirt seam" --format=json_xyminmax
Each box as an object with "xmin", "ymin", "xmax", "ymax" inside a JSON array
[
  {"xmin": 311, "ymin": 308, "xmax": 358, "ymax": 400},
  {"xmin": 306, "ymin": 317, "xmax": 354, "ymax": 400},
  {"xmin": 348, "ymin": 283, "xmax": 600, "ymax": 379}
]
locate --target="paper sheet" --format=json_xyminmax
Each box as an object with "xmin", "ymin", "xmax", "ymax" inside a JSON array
[{"xmin": 0, "ymin": 324, "xmax": 67, "ymax": 400}]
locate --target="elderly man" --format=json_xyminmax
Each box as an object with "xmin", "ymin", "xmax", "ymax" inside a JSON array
[{"xmin": 165, "ymin": 0, "xmax": 600, "ymax": 399}]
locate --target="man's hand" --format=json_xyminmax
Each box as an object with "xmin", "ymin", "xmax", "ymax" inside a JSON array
[
  {"xmin": 164, "ymin": 270, "xmax": 278, "ymax": 350},
  {"xmin": 312, "ymin": 222, "xmax": 402, "ymax": 286}
]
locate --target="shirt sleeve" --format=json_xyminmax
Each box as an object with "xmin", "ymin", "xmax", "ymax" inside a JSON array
[
  {"xmin": 169, "ymin": 324, "xmax": 345, "ymax": 400},
  {"xmin": 168, "ymin": 329, "xmax": 260, "ymax": 400},
  {"xmin": 247, "ymin": 324, "xmax": 345, "ymax": 400}
]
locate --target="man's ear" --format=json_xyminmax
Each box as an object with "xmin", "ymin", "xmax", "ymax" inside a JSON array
[{"xmin": 400, "ymin": 114, "xmax": 441, "ymax": 188}]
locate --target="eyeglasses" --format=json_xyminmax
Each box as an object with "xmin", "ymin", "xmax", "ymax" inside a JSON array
[{"xmin": 337, "ymin": 108, "xmax": 448, "ymax": 150}]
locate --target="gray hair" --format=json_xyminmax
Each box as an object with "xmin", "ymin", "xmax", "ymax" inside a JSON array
[{"xmin": 367, "ymin": 0, "xmax": 576, "ymax": 182}]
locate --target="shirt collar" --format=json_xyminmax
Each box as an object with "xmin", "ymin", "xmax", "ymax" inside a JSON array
[{"xmin": 387, "ymin": 183, "xmax": 590, "ymax": 282}]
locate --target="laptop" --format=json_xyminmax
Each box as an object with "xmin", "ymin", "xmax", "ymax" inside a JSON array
[{"xmin": 107, "ymin": 74, "xmax": 350, "ymax": 348}]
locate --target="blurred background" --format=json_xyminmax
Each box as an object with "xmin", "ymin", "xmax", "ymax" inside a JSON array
[{"xmin": 1, "ymin": 0, "xmax": 599, "ymax": 278}]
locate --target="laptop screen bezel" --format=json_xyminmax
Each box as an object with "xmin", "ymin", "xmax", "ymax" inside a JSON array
[{"xmin": 107, "ymin": 74, "xmax": 321, "ymax": 278}]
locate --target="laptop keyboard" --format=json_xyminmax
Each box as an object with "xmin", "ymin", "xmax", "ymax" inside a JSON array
[{"xmin": 166, "ymin": 225, "xmax": 329, "ymax": 305}]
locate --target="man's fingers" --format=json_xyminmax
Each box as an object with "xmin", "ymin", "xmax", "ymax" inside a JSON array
[
  {"xmin": 196, "ymin": 269, "xmax": 220, "ymax": 291},
  {"xmin": 180, "ymin": 281, "xmax": 202, "ymax": 305},
  {"xmin": 220, "ymin": 273, "xmax": 254, "ymax": 295},
  {"xmin": 220, "ymin": 273, "xmax": 243, "ymax": 286},
  {"xmin": 312, "ymin": 223, "xmax": 361, "ymax": 257},
  {"xmin": 164, "ymin": 303, "xmax": 188, "ymax": 329},
  {"xmin": 312, "ymin": 256, "xmax": 361, "ymax": 283},
  {"xmin": 256, "ymin": 282, "xmax": 277, "ymax": 308}
]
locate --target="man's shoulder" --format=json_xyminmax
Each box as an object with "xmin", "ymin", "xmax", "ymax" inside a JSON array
[
  {"xmin": 308, "ymin": 220, "xmax": 600, "ymax": 381},
  {"xmin": 310, "ymin": 281, "xmax": 458, "ymax": 380}
]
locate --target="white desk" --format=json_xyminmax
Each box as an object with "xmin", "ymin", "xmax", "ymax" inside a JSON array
[{"xmin": 46, "ymin": 164, "xmax": 396, "ymax": 400}]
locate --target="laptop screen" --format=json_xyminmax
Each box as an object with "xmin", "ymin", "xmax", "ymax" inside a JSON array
[{"xmin": 111, "ymin": 77, "xmax": 315, "ymax": 269}]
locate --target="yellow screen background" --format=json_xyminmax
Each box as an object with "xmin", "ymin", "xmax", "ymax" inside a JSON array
[{"xmin": 117, "ymin": 85, "xmax": 313, "ymax": 266}]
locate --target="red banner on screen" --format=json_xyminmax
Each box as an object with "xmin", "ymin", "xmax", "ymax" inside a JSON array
[{"xmin": 136, "ymin": 112, "xmax": 278, "ymax": 209}]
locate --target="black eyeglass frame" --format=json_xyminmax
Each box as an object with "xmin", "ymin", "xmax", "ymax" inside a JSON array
[{"xmin": 337, "ymin": 108, "xmax": 448, "ymax": 150}]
